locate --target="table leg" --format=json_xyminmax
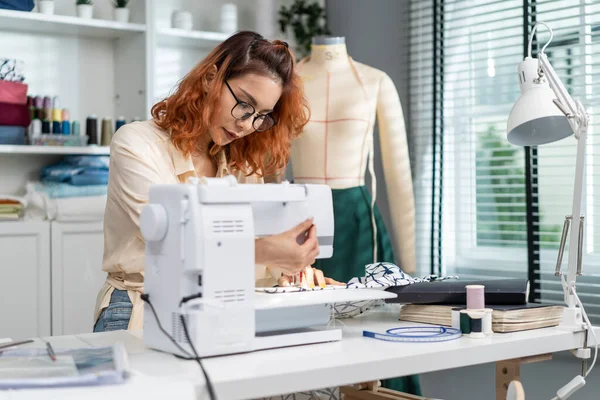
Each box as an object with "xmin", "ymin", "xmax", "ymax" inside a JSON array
[{"xmin": 495, "ymin": 354, "xmax": 552, "ymax": 400}]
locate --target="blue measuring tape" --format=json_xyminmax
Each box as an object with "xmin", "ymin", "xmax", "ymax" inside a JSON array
[{"xmin": 363, "ymin": 326, "xmax": 462, "ymax": 342}]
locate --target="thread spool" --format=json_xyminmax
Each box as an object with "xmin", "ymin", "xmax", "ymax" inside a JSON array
[
  {"xmin": 115, "ymin": 116, "xmax": 126, "ymax": 132},
  {"xmin": 31, "ymin": 119, "xmax": 42, "ymax": 139},
  {"xmin": 101, "ymin": 117, "xmax": 113, "ymax": 146},
  {"xmin": 466, "ymin": 284, "xmax": 485, "ymax": 310},
  {"xmin": 467, "ymin": 310, "xmax": 486, "ymax": 339},
  {"xmin": 451, "ymin": 308, "xmax": 461, "ymax": 330},
  {"xmin": 52, "ymin": 121, "xmax": 61, "ymax": 134},
  {"xmin": 459, "ymin": 309, "xmax": 471, "ymax": 334},
  {"xmin": 86, "ymin": 115, "xmax": 98, "ymax": 144},
  {"xmin": 72, "ymin": 121, "xmax": 81, "ymax": 137},
  {"xmin": 482, "ymin": 308, "xmax": 493, "ymax": 335}
]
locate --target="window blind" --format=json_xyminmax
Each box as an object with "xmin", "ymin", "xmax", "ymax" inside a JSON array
[
  {"xmin": 409, "ymin": 0, "xmax": 439, "ymax": 276},
  {"xmin": 410, "ymin": 0, "xmax": 600, "ymax": 323}
]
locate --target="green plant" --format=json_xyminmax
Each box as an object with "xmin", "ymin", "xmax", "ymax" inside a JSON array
[
  {"xmin": 475, "ymin": 123, "xmax": 561, "ymax": 249},
  {"xmin": 76, "ymin": 0, "xmax": 93, "ymax": 5},
  {"xmin": 278, "ymin": 0, "xmax": 330, "ymax": 59},
  {"xmin": 113, "ymin": 0, "xmax": 129, "ymax": 7}
]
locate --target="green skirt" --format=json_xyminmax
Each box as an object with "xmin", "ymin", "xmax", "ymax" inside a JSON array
[{"xmin": 313, "ymin": 186, "xmax": 422, "ymax": 396}]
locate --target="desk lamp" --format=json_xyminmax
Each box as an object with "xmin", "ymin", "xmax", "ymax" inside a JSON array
[{"xmin": 507, "ymin": 21, "xmax": 597, "ymax": 399}]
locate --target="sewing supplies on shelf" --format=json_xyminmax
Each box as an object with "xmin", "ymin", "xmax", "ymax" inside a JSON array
[{"xmin": 363, "ymin": 326, "xmax": 462, "ymax": 343}]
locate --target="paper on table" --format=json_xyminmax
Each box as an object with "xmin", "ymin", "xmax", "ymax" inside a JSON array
[
  {"xmin": 0, "ymin": 344, "xmax": 128, "ymax": 389},
  {"xmin": 0, "ymin": 355, "xmax": 78, "ymax": 379}
]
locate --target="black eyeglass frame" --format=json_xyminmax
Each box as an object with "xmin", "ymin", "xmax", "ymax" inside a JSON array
[{"xmin": 224, "ymin": 81, "xmax": 278, "ymax": 132}]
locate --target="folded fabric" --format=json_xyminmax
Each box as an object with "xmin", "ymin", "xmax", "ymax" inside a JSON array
[
  {"xmin": 0, "ymin": 58, "xmax": 25, "ymax": 82},
  {"xmin": 0, "ymin": 102, "xmax": 30, "ymax": 127},
  {"xmin": 0, "ymin": 80, "xmax": 27, "ymax": 105},
  {"xmin": 0, "ymin": 126, "xmax": 26, "ymax": 144},
  {"xmin": 28, "ymin": 181, "xmax": 107, "ymax": 199},
  {"xmin": 0, "ymin": 195, "xmax": 26, "ymax": 207},
  {"xmin": 41, "ymin": 155, "xmax": 109, "ymax": 186},
  {"xmin": 0, "ymin": 0, "xmax": 34, "ymax": 12},
  {"xmin": 25, "ymin": 183, "xmax": 106, "ymax": 221},
  {"xmin": 0, "ymin": 195, "xmax": 26, "ymax": 221}
]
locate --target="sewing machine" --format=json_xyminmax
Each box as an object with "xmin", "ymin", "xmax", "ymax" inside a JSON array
[{"xmin": 139, "ymin": 176, "xmax": 396, "ymax": 358}]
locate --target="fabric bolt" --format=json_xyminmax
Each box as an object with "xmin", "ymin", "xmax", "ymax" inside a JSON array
[
  {"xmin": 0, "ymin": 102, "xmax": 30, "ymax": 127},
  {"xmin": 0, "ymin": 80, "xmax": 28, "ymax": 104}
]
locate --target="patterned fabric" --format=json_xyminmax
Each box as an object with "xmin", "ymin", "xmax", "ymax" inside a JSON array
[{"xmin": 0, "ymin": 58, "xmax": 25, "ymax": 82}]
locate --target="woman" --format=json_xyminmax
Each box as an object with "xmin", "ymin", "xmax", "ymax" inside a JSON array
[{"xmin": 94, "ymin": 31, "xmax": 336, "ymax": 333}]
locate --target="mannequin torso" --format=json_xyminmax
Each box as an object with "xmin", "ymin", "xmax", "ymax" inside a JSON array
[
  {"xmin": 292, "ymin": 41, "xmax": 416, "ymax": 275},
  {"xmin": 293, "ymin": 44, "xmax": 380, "ymax": 189}
]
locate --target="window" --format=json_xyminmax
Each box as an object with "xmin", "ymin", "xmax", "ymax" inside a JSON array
[{"xmin": 410, "ymin": 0, "xmax": 600, "ymax": 322}]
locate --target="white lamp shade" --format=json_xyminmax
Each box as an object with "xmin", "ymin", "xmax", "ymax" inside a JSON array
[{"xmin": 507, "ymin": 85, "xmax": 572, "ymax": 146}]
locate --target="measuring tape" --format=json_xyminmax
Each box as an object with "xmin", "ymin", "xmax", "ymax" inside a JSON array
[{"xmin": 363, "ymin": 326, "xmax": 462, "ymax": 343}]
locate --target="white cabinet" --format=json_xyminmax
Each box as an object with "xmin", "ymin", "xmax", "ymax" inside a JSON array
[
  {"xmin": 0, "ymin": 222, "xmax": 51, "ymax": 340},
  {"xmin": 51, "ymin": 222, "xmax": 106, "ymax": 336}
]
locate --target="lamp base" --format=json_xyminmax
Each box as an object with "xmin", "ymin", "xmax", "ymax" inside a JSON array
[{"xmin": 558, "ymin": 305, "xmax": 584, "ymax": 332}]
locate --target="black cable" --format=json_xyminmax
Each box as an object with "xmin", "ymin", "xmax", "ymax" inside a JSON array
[
  {"xmin": 141, "ymin": 294, "xmax": 192, "ymax": 358},
  {"xmin": 180, "ymin": 314, "xmax": 217, "ymax": 400},
  {"xmin": 179, "ymin": 293, "xmax": 203, "ymax": 308},
  {"xmin": 141, "ymin": 293, "xmax": 217, "ymax": 400}
]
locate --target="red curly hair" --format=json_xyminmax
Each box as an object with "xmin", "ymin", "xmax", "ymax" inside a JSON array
[{"xmin": 151, "ymin": 31, "xmax": 309, "ymax": 177}]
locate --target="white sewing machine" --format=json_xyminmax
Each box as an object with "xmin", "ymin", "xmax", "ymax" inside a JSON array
[{"xmin": 139, "ymin": 176, "xmax": 396, "ymax": 358}]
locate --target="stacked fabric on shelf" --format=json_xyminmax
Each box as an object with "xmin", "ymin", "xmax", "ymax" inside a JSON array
[
  {"xmin": 0, "ymin": 57, "xmax": 29, "ymax": 144},
  {"xmin": 0, "ymin": 195, "xmax": 26, "ymax": 221},
  {"xmin": 25, "ymin": 155, "xmax": 109, "ymax": 222}
]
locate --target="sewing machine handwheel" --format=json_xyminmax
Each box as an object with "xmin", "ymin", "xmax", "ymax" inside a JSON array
[{"xmin": 140, "ymin": 204, "xmax": 168, "ymax": 242}]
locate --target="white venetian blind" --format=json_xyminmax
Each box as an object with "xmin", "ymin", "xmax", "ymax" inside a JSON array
[
  {"xmin": 410, "ymin": 0, "xmax": 530, "ymax": 280},
  {"xmin": 410, "ymin": 0, "xmax": 600, "ymax": 323}
]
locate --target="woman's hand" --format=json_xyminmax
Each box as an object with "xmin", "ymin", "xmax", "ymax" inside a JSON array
[
  {"xmin": 255, "ymin": 218, "xmax": 320, "ymax": 275},
  {"xmin": 278, "ymin": 266, "xmax": 346, "ymax": 289}
]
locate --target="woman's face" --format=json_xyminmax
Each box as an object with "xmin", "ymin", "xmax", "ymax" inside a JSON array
[{"xmin": 210, "ymin": 73, "xmax": 282, "ymax": 146}]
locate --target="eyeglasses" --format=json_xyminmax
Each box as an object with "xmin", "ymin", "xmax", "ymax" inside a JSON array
[{"xmin": 225, "ymin": 81, "xmax": 277, "ymax": 132}]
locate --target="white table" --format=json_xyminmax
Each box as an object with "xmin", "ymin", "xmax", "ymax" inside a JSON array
[{"xmin": 4, "ymin": 305, "xmax": 598, "ymax": 400}]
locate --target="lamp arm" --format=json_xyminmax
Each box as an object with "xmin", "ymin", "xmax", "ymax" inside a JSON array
[
  {"xmin": 537, "ymin": 52, "xmax": 590, "ymax": 306},
  {"xmin": 538, "ymin": 53, "xmax": 581, "ymax": 132}
]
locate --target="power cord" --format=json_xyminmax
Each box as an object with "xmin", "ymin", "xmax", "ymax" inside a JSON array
[{"xmin": 141, "ymin": 293, "xmax": 217, "ymax": 400}]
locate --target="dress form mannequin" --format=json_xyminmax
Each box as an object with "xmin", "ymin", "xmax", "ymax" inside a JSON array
[
  {"xmin": 293, "ymin": 36, "xmax": 416, "ymax": 277},
  {"xmin": 291, "ymin": 37, "xmax": 420, "ymax": 396}
]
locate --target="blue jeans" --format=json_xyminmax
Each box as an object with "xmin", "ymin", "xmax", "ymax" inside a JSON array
[{"xmin": 93, "ymin": 289, "xmax": 132, "ymax": 332}]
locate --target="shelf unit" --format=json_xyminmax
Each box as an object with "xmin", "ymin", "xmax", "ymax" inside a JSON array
[
  {"xmin": 0, "ymin": 8, "xmax": 146, "ymax": 38},
  {"xmin": 0, "ymin": 145, "xmax": 110, "ymax": 155}
]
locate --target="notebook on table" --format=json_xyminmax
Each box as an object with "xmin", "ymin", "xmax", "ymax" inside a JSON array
[
  {"xmin": 398, "ymin": 303, "xmax": 565, "ymax": 333},
  {"xmin": 384, "ymin": 278, "xmax": 530, "ymax": 305}
]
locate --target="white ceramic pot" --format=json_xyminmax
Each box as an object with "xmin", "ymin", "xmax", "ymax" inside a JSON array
[
  {"xmin": 220, "ymin": 3, "xmax": 237, "ymax": 34},
  {"xmin": 171, "ymin": 10, "xmax": 193, "ymax": 31},
  {"xmin": 38, "ymin": 0, "xmax": 55, "ymax": 15},
  {"xmin": 76, "ymin": 4, "xmax": 93, "ymax": 19},
  {"xmin": 114, "ymin": 7, "xmax": 129, "ymax": 23}
]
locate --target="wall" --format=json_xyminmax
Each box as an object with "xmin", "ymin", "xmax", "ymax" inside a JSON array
[{"xmin": 324, "ymin": 1, "xmax": 600, "ymax": 399}]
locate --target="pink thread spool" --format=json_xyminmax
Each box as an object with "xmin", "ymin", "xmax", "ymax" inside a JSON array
[{"xmin": 466, "ymin": 285, "xmax": 485, "ymax": 310}]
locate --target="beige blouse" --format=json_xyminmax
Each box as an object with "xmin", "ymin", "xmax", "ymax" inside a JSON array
[{"xmin": 94, "ymin": 120, "xmax": 270, "ymax": 331}]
